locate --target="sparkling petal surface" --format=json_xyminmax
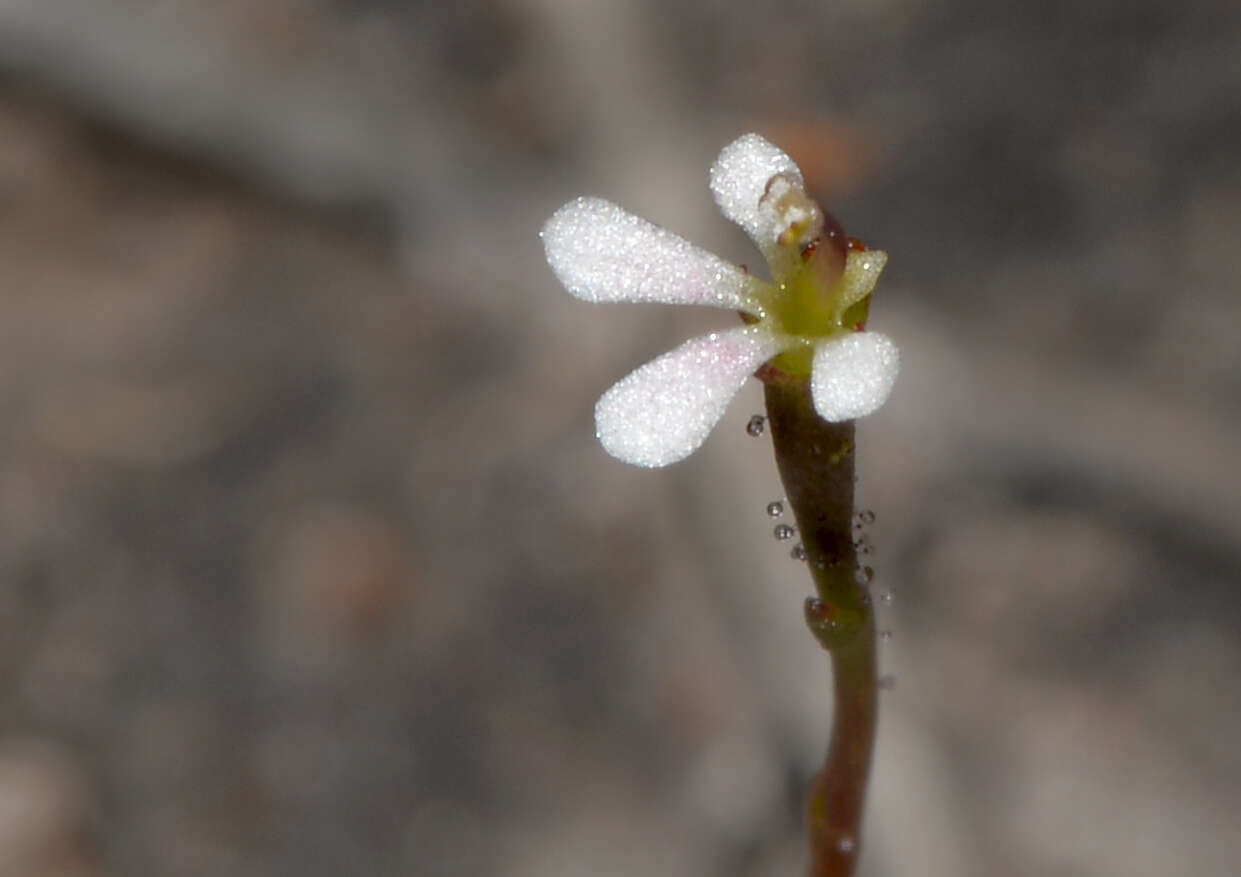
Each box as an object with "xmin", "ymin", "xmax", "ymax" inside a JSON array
[
  {"xmin": 595, "ymin": 327, "xmax": 786, "ymax": 467},
  {"xmin": 709, "ymin": 134, "xmax": 804, "ymax": 256},
  {"xmin": 810, "ymin": 332, "xmax": 900, "ymax": 422},
  {"xmin": 837, "ymin": 249, "xmax": 888, "ymax": 312},
  {"xmin": 541, "ymin": 197, "xmax": 764, "ymax": 312}
]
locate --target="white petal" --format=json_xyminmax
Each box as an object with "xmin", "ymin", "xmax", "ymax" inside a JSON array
[
  {"xmin": 595, "ymin": 328, "xmax": 786, "ymax": 467},
  {"xmin": 837, "ymin": 249, "xmax": 888, "ymax": 313},
  {"xmin": 541, "ymin": 197, "xmax": 764, "ymax": 312},
  {"xmin": 709, "ymin": 134, "xmax": 805, "ymax": 255},
  {"xmin": 810, "ymin": 333, "xmax": 900, "ymax": 422}
]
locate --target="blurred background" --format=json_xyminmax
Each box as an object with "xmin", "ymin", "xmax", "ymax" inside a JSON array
[{"xmin": 0, "ymin": 0, "xmax": 1238, "ymax": 875}]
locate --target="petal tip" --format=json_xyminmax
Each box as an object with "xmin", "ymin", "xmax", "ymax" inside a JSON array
[
  {"xmin": 594, "ymin": 385, "xmax": 697, "ymax": 468},
  {"xmin": 593, "ymin": 328, "xmax": 785, "ymax": 467},
  {"xmin": 810, "ymin": 333, "xmax": 900, "ymax": 422},
  {"xmin": 542, "ymin": 195, "xmax": 760, "ymax": 311},
  {"xmin": 709, "ymin": 133, "xmax": 805, "ymax": 248}
]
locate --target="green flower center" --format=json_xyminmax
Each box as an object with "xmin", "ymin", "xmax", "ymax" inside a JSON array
[
  {"xmin": 747, "ymin": 182, "xmax": 883, "ymax": 379},
  {"xmin": 761, "ymin": 247, "xmax": 858, "ymax": 378},
  {"xmin": 770, "ymin": 260, "xmax": 844, "ymax": 338}
]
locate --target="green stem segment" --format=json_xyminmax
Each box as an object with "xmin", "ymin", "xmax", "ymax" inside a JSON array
[{"xmin": 764, "ymin": 375, "xmax": 878, "ymax": 877}]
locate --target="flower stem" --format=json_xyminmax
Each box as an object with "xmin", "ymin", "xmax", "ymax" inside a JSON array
[{"xmin": 763, "ymin": 376, "xmax": 878, "ymax": 877}]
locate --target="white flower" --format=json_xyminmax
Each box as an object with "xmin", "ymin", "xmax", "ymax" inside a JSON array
[{"xmin": 541, "ymin": 134, "xmax": 899, "ymax": 467}]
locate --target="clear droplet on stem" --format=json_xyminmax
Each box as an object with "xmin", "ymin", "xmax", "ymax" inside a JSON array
[
  {"xmin": 857, "ymin": 509, "xmax": 876, "ymax": 525},
  {"xmin": 790, "ymin": 543, "xmax": 807, "ymax": 561},
  {"xmin": 766, "ymin": 500, "xmax": 784, "ymax": 517},
  {"xmin": 773, "ymin": 523, "xmax": 795, "ymax": 541},
  {"xmin": 745, "ymin": 415, "xmax": 766, "ymax": 436},
  {"xmin": 855, "ymin": 565, "xmax": 874, "ymax": 584},
  {"xmin": 880, "ymin": 590, "xmax": 894, "ymax": 605}
]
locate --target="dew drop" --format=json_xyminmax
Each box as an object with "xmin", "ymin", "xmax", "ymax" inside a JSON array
[
  {"xmin": 790, "ymin": 543, "xmax": 807, "ymax": 561},
  {"xmin": 836, "ymin": 836, "xmax": 856, "ymax": 854},
  {"xmin": 857, "ymin": 509, "xmax": 876, "ymax": 525},
  {"xmin": 880, "ymin": 590, "xmax": 894, "ymax": 605},
  {"xmin": 773, "ymin": 523, "xmax": 795, "ymax": 541},
  {"xmin": 855, "ymin": 565, "xmax": 874, "ymax": 584},
  {"xmin": 766, "ymin": 501, "xmax": 784, "ymax": 517},
  {"xmin": 805, "ymin": 596, "xmax": 833, "ymax": 627},
  {"xmin": 745, "ymin": 415, "xmax": 766, "ymax": 436},
  {"xmin": 877, "ymin": 674, "xmax": 896, "ymax": 691}
]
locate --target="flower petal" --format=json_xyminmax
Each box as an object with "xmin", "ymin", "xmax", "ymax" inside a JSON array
[
  {"xmin": 810, "ymin": 332, "xmax": 900, "ymax": 422},
  {"xmin": 595, "ymin": 328, "xmax": 786, "ymax": 467},
  {"xmin": 542, "ymin": 197, "xmax": 764, "ymax": 312},
  {"xmin": 709, "ymin": 134, "xmax": 805, "ymax": 257},
  {"xmin": 837, "ymin": 249, "xmax": 888, "ymax": 313}
]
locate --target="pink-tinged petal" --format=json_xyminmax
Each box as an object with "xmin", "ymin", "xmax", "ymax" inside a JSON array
[
  {"xmin": 595, "ymin": 327, "xmax": 787, "ymax": 467},
  {"xmin": 810, "ymin": 332, "xmax": 900, "ymax": 422},
  {"xmin": 541, "ymin": 197, "xmax": 765, "ymax": 313},
  {"xmin": 709, "ymin": 134, "xmax": 805, "ymax": 257}
]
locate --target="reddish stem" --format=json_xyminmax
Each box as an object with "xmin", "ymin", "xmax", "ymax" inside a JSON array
[{"xmin": 764, "ymin": 376, "xmax": 878, "ymax": 877}]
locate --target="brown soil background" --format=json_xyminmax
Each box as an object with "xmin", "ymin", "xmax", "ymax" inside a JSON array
[{"xmin": 0, "ymin": 1, "xmax": 1238, "ymax": 875}]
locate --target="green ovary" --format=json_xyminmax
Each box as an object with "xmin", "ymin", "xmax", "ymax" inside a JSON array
[{"xmin": 763, "ymin": 263, "xmax": 849, "ymax": 378}]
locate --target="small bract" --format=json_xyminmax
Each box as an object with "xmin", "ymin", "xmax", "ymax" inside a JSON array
[{"xmin": 541, "ymin": 133, "xmax": 899, "ymax": 467}]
